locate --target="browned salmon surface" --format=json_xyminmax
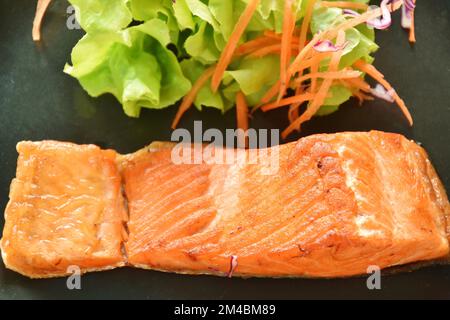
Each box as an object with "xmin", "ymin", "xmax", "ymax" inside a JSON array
[
  {"xmin": 1, "ymin": 132, "xmax": 449, "ymax": 278},
  {"xmin": 0, "ymin": 141, "xmax": 127, "ymax": 278}
]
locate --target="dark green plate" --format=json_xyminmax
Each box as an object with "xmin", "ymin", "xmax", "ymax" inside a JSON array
[{"xmin": 0, "ymin": 0, "xmax": 449, "ymax": 299}]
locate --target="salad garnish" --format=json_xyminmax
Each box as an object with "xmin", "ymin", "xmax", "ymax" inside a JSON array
[{"xmin": 32, "ymin": 0, "xmax": 417, "ymax": 138}]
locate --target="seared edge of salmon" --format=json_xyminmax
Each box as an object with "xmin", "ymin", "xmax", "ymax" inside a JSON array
[{"xmin": 0, "ymin": 141, "xmax": 128, "ymax": 278}]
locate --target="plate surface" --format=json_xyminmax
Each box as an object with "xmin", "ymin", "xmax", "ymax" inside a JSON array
[{"xmin": 0, "ymin": 0, "xmax": 449, "ymax": 299}]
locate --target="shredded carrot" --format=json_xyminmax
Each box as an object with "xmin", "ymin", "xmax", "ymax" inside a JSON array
[
  {"xmin": 278, "ymin": 0, "xmax": 296, "ymax": 102},
  {"xmin": 264, "ymin": 30, "xmax": 301, "ymax": 42},
  {"xmin": 345, "ymin": 77, "xmax": 371, "ymax": 92},
  {"xmin": 261, "ymin": 93, "xmax": 315, "ymax": 112},
  {"xmin": 339, "ymin": 79, "xmax": 373, "ymax": 105},
  {"xmin": 211, "ymin": 0, "xmax": 261, "ymax": 92},
  {"xmin": 409, "ymin": 1, "xmax": 416, "ymax": 43},
  {"xmin": 295, "ymin": 70, "xmax": 362, "ymax": 84},
  {"xmin": 288, "ymin": 33, "xmax": 322, "ymax": 80},
  {"xmin": 320, "ymin": 1, "xmax": 369, "ymax": 11},
  {"xmin": 263, "ymin": 30, "xmax": 282, "ymax": 40},
  {"xmin": 260, "ymin": 81, "xmax": 282, "ymax": 105},
  {"xmin": 257, "ymin": 53, "xmax": 329, "ymax": 111},
  {"xmin": 354, "ymin": 60, "xmax": 413, "ymax": 125},
  {"xmin": 249, "ymin": 44, "xmax": 299, "ymax": 58},
  {"xmin": 236, "ymin": 92, "xmax": 249, "ymax": 148},
  {"xmin": 32, "ymin": 0, "xmax": 52, "ymax": 41},
  {"xmin": 282, "ymin": 30, "xmax": 346, "ymax": 139},
  {"xmin": 288, "ymin": 86, "xmax": 305, "ymax": 122},
  {"xmin": 235, "ymin": 36, "xmax": 278, "ymax": 56},
  {"xmin": 259, "ymin": 38, "xmax": 320, "ymax": 110},
  {"xmin": 258, "ymin": 53, "xmax": 327, "ymax": 106},
  {"xmin": 299, "ymin": 0, "xmax": 317, "ymax": 52},
  {"xmin": 288, "ymin": 106, "xmax": 299, "ymax": 122},
  {"xmin": 278, "ymin": 0, "xmax": 317, "ymax": 104},
  {"xmin": 353, "ymin": 91, "xmax": 375, "ymax": 105},
  {"xmin": 309, "ymin": 59, "xmax": 320, "ymax": 94},
  {"xmin": 293, "ymin": 52, "xmax": 331, "ymax": 74},
  {"xmin": 172, "ymin": 66, "xmax": 216, "ymax": 129}
]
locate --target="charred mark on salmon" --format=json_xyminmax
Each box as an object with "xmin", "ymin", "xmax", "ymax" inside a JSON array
[{"xmin": 317, "ymin": 160, "xmax": 323, "ymax": 169}]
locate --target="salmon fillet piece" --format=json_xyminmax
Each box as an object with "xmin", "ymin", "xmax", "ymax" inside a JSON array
[
  {"xmin": 0, "ymin": 141, "xmax": 127, "ymax": 278},
  {"xmin": 122, "ymin": 131, "xmax": 450, "ymax": 278},
  {"xmin": 1, "ymin": 132, "xmax": 449, "ymax": 278}
]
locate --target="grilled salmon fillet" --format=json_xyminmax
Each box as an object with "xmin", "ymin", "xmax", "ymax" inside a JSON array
[
  {"xmin": 122, "ymin": 131, "xmax": 450, "ymax": 278},
  {"xmin": 0, "ymin": 141, "xmax": 127, "ymax": 278},
  {"xmin": 1, "ymin": 131, "xmax": 449, "ymax": 278}
]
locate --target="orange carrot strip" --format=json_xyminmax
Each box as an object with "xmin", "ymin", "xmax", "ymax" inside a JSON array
[
  {"xmin": 288, "ymin": 104, "xmax": 300, "ymax": 123},
  {"xmin": 32, "ymin": 0, "xmax": 52, "ymax": 41},
  {"xmin": 294, "ymin": 52, "xmax": 332, "ymax": 74},
  {"xmin": 261, "ymin": 93, "xmax": 315, "ymax": 112},
  {"xmin": 280, "ymin": 0, "xmax": 317, "ymax": 103},
  {"xmin": 354, "ymin": 60, "xmax": 413, "ymax": 125},
  {"xmin": 353, "ymin": 91, "xmax": 375, "ymax": 105},
  {"xmin": 249, "ymin": 44, "xmax": 299, "ymax": 58},
  {"xmin": 299, "ymin": 0, "xmax": 317, "ymax": 52},
  {"xmin": 320, "ymin": 1, "xmax": 369, "ymax": 11},
  {"xmin": 309, "ymin": 58, "xmax": 320, "ymax": 94},
  {"xmin": 288, "ymin": 86, "xmax": 305, "ymax": 122},
  {"xmin": 263, "ymin": 30, "xmax": 301, "ymax": 42},
  {"xmin": 260, "ymin": 53, "xmax": 321, "ymax": 105},
  {"xmin": 278, "ymin": 0, "xmax": 296, "ymax": 102},
  {"xmin": 236, "ymin": 92, "xmax": 249, "ymax": 147},
  {"xmin": 338, "ymin": 79, "xmax": 373, "ymax": 105},
  {"xmin": 295, "ymin": 70, "xmax": 362, "ymax": 84},
  {"xmin": 211, "ymin": 0, "xmax": 261, "ymax": 92},
  {"xmin": 259, "ymin": 52, "xmax": 328, "ymax": 104},
  {"xmin": 288, "ymin": 33, "xmax": 322, "ymax": 79},
  {"xmin": 409, "ymin": 1, "xmax": 416, "ymax": 43},
  {"xmin": 260, "ymin": 81, "xmax": 281, "ymax": 104},
  {"xmin": 235, "ymin": 36, "xmax": 278, "ymax": 56},
  {"xmin": 248, "ymin": 44, "xmax": 282, "ymax": 57},
  {"xmin": 172, "ymin": 66, "xmax": 216, "ymax": 129},
  {"xmin": 263, "ymin": 30, "xmax": 282, "ymax": 40},
  {"xmin": 282, "ymin": 30, "xmax": 346, "ymax": 139},
  {"xmin": 345, "ymin": 77, "xmax": 371, "ymax": 92}
]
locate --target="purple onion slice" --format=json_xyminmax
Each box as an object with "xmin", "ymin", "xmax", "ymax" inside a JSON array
[
  {"xmin": 371, "ymin": 84, "xmax": 395, "ymax": 103},
  {"xmin": 313, "ymin": 40, "xmax": 349, "ymax": 53},
  {"xmin": 367, "ymin": 0, "xmax": 392, "ymax": 30}
]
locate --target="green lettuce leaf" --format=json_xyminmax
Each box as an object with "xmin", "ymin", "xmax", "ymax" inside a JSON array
[
  {"xmin": 185, "ymin": 21, "xmax": 221, "ymax": 64},
  {"xmin": 225, "ymin": 55, "xmax": 280, "ymax": 96},
  {"xmin": 69, "ymin": 0, "xmax": 132, "ymax": 32},
  {"xmin": 65, "ymin": 19, "xmax": 191, "ymax": 117}
]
